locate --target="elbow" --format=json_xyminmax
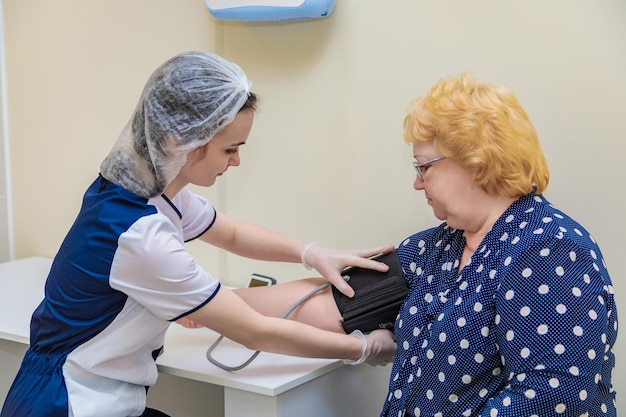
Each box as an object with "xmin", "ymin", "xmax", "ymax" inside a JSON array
[
  {"xmin": 230, "ymin": 322, "xmax": 274, "ymax": 352},
  {"xmin": 240, "ymin": 337, "xmax": 264, "ymax": 352},
  {"xmin": 232, "ymin": 332, "xmax": 261, "ymax": 351}
]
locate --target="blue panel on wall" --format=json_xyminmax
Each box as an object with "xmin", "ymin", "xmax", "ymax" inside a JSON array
[{"xmin": 205, "ymin": 0, "xmax": 336, "ymax": 22}]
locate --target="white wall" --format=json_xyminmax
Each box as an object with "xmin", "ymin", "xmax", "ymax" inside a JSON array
[{"xmin": 2, "ymin": 0, "xmax": 625, "ymax": 413}]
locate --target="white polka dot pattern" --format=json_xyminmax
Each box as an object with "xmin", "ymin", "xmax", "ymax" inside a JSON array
[{"xmin": 380, "ymin": 194, "xmax": 617, "ymax": 417}]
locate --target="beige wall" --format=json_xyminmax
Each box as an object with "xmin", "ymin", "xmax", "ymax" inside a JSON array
[
  {"xmin": 0, "ymin": 1, "xmax": 10, "ymax": 262},
  {"xmin": 2, "ymin": 0, "xmax": 625, "ymax": 413}
]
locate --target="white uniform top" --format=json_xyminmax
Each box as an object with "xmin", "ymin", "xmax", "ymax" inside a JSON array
[{"xmin": 1, "ymin": 175, "xmax": 221, "ymax": 417}]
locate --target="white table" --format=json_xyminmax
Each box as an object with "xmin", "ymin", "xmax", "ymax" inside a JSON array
[{"xmin": 0, "ymin": 257, "xmax": 391, "ymax": 417}]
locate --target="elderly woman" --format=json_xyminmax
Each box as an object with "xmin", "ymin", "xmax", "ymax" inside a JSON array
[
  {"xmin": 381, "ymin": 73, "xmax": 617, "ymax": 417},
  {"xmin": 0, "ymin": 51, "xmax": 396, "ymax": 417}
]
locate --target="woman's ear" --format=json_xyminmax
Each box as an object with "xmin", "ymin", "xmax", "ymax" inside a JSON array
[
  {"xmin": 188, "ymin": 141, "xmax": 211, "ymax": 161},
  {"xmin": 187, "ymin": 143, "xmax": 209, "ymax": 162}
]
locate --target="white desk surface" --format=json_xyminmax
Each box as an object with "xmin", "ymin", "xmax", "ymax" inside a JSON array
[
  {"xmin": 160, "ymin": 325, "xmax": 343, "ymax": 396},
  {"xmin": 0, "ymin": 257, "xmax": 344, "ymax": 397},
  {"xmin": 0, "ymin": 256, "xmax": 50, "ymax": 344}
]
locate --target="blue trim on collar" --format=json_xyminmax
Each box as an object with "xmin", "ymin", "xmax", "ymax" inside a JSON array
[{"xmin": 160, "ymin": 194, "xmax": 182, "ymax": 219}]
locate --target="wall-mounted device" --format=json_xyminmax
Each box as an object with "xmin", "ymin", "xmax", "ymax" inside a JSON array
[{"xmin": 205, "ymin": 0, "xmax": 336, "ymax": 22}]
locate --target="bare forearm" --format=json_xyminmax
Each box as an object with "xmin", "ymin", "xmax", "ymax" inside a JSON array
[
  {"xmin": 200, "ymin": 215, "xmax": 306, "ymax": 262},
  {"xmin": 243, "ymin": 317, "xmax": 361, "ymax": 361},
  {"xmin": 189, "ymin": 288, "xmax": 359, "ymax": 361},
  {"xmin": 234, "ymin": 278, "xmax": 345, "ymax": 333},
  {"xmin": 229, "ymin": 223, "xmax": 305, "ymax": 261}
]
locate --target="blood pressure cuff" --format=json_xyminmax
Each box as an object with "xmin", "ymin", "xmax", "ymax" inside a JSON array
[{"xmin": 332, "ymin": 249, "xmax": 408, "ymax": 334}]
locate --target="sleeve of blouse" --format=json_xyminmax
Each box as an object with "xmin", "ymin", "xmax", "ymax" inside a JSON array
[
  {"xmin": 480, "ymin": 237, "xmax": 613, "ymax": 416},
  {"xmin": 109, "ymin": 213, "xmax": 221, "ymax": 321},
  {"xmin": 397, "ymin": 227, "xmax": 439, "ymax": 285},
  {"xmin": 174, "ymin": 188, "xmax": 217, "ymax": 242}
]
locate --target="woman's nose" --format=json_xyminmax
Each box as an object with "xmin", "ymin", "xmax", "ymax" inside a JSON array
[
  {"xmin": 229, "ymin": 153, "xmax": 240, "ymax": 167},
  {"xmin": 413, "ymin": 176, "xmax": 425, "ymax": 190}
]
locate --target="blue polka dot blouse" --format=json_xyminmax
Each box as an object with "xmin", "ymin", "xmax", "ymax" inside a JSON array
[{"xmin": 382, "ymin": 194, "xmax": 617, "ymax": 417}]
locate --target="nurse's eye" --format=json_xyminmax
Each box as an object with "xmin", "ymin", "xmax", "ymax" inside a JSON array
[{"xmin": 225, "ymin": 148, "xmax": 239, "ymax": 155}]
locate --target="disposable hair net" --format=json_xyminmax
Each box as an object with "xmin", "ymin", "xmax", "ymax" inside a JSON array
[{"xmin": 100, "ymin": 51, "xmax": 252, "ymax": 198}]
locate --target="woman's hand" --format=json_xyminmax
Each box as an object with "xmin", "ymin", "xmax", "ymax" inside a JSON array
[
  {"xmin": 302, "ymin": 243, "xmax": 396, "ymax": 297},
  {"xmin": 175, "ymin": 317, "xmax": 203, "ymax": 329}
]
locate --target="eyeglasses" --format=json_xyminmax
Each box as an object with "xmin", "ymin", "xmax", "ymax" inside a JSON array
[{"xmin": 412, "ymin": 156, "xmax": 445, "ymax": 180}]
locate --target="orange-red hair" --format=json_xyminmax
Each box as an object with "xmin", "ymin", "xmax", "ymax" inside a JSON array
[{"xmin": 403, "ymin": 73, "xmax": 549, "ymax": 197}]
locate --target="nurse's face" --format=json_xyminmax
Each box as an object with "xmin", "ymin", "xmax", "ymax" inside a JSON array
[{"xmin": 183, "ymin": 109, "xmax": 254, "ymax": 188}]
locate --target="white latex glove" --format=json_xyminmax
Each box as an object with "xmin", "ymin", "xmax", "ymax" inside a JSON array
[
  {"xmin": 301, "ymin": 243, "xmax": 395, "ymax": 297},
  {"xmin": 346, "ymin": 329, "xmax": 396, "ymax": 366}
]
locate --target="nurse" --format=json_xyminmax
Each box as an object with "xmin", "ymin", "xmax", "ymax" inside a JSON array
[{"xmin": 0, "ymin": 51, "xmax": 396, "ymax": 417}]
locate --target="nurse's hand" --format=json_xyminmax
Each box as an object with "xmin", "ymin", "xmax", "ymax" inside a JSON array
[
  {"xmin": 363, "ymin": 329, "xmax": 397, "ymax": 366},
  {"xmin": 176, "ymin": 317, "xmax": 203, "ymax": 329},
  {"xmin": 301, "ymin": 243, "xmax": 395, "ymax": 297},
  {"xmin": 346, "ymin": 329, "xmax": 396, "ymax": 366}
]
